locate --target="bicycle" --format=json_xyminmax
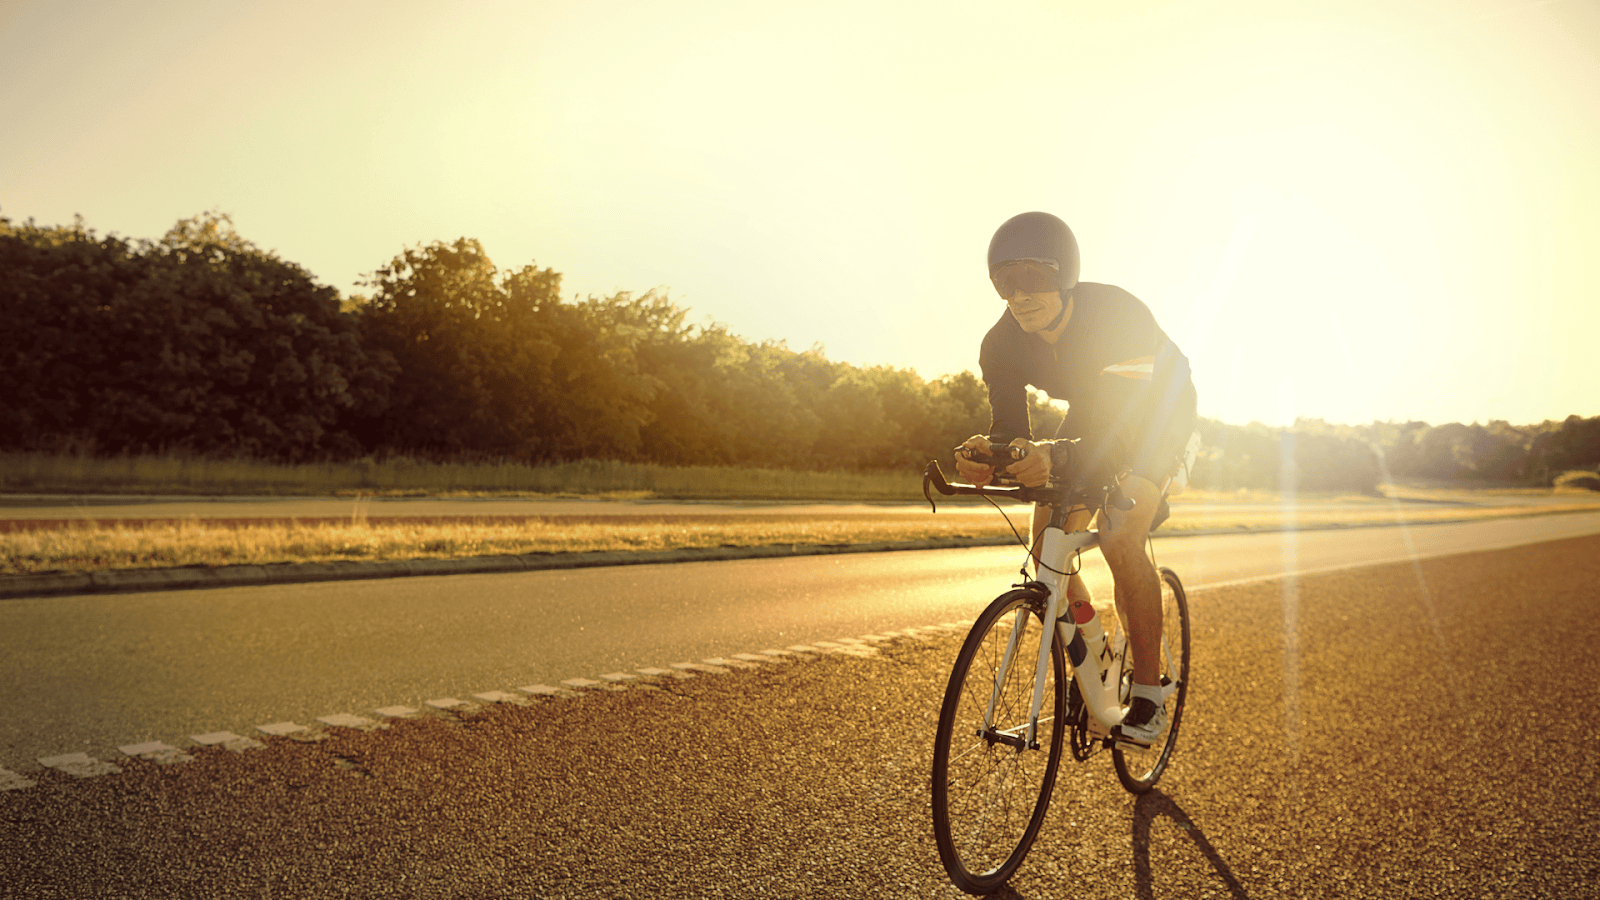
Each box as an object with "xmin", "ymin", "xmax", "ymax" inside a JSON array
[{"xmin": 923, "ymin": 441, "xmax": 1192, "ymax": 895}]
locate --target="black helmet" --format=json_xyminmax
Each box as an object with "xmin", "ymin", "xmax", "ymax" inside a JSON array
[{"xmin": 987, "ymin": 212, "xmax": 1080, "ymax": 293}]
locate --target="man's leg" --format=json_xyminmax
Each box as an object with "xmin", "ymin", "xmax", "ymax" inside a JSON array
[{"xmin": 1096, "ymin": 474, "xmax": 1165, "ymax": 687}]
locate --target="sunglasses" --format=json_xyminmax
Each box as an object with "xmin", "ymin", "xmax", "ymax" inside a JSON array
[{"xmin": 991, "ymin": 259, "xmax": 1059, "ymax": 299}]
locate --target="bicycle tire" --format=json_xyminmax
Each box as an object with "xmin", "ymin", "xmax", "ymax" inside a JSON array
[
  {"xmin": 932, "ymin": 587, "xmax": 1068, "ymax": 894},
  {"xmin": 1112, "ymin": 566, "xmax": 1191, "ymax": 794}
]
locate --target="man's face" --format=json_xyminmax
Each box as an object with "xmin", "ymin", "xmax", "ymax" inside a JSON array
[
  {"xmin": 1005, "ymin": 289, "xmax": 1064, "ymax": 333},
  {"xmin": 991, "ymin": 258, "xmax": 1065, "ymax": 333}
]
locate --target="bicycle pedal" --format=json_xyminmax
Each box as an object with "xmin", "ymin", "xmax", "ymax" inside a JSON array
[{"xmin": 1112, "ymin": 731, "xmax": 1154, "ymax": 751}]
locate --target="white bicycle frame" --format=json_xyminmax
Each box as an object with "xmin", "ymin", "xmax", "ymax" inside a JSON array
[{"xmin": 991, "ymin": 522, "xmax": 1180, "ymax": 750}]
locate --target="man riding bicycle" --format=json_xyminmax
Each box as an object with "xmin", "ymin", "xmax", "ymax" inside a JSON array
[{"xmin": 955, "ymin": 211, "xmax": 1197, "ymax": 749}]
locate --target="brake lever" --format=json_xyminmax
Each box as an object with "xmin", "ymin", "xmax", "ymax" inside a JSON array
[{"xmin": 922, "ymin": 460, "xmax": 952, "ymax": 511}]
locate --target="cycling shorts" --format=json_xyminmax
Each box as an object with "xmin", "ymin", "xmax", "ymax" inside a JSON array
[{"xmin": 1056, "ymin": 379, "xmax": 1197, "ymax": 487}]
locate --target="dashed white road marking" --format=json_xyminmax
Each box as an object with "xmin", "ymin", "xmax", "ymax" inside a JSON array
[
  {"xmin": 1, "ymin": 767, "xmax": 36, "ymax": 790},
  {"xmin": 39, "ymin": 753, "xmax": 122, "ymax": 777},
  {"xmin": 9, "ymin": 622, "xmax": 970, "ymax": 790},
  {"xmin": 472, "ymin": 690, "xmax": 526, "ymax": 704},
  {"xmin": 703, "ymin": 657, "xmax": 758, "ymax": 669},
  {"xmin": 257, "ymin": 722, "xmax": 310, "ymax": 737},
  {"xmin": 836, "ymin": 646, "xmax": 880, "ymax": 658},
  {"xmin": 317, "ymin": 713, "xmax": 384, "ymax": 731},
  {"xmin": 189, "ymin": 731, "xmax": 265, "ymax": 752},
  {"xmin": 119, "ymin": 741, "xmax": 194, "ymax": 764},
  {"xmin": 259, "ymin": 721, "xmax": 331, "ymax": 743},
  {"xmin": 673, "ymin": 661, "xmax": 731, "ymax": 674}
]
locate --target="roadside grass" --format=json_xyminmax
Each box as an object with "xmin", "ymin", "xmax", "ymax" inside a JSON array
[
  {"xmin": 0, "ymin": 513, "xmax": 1039, "ymax": 576},
  {"xmin": 0, "ymin": 452, "xmax": 920, "ymax": 501}
]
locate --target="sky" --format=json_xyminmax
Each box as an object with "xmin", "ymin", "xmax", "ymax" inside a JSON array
[{"xmin": 3, "ymin": 0, "xmax": 1597, "ymax": 429}]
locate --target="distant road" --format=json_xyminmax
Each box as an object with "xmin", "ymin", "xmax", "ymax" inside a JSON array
[
  {"xmin": 6, "ymin": 490, "xmax": 1590, "ymax": 525},
  {"xmin": 0, "ymin": 494, "xmax": 996, "ymax": 523},
  {"xmin": 4, "ymin": 511, "xmax": 1599, "ymax": 774},
  {"xmin": 3, "ymin": 493, "xmax": 997, "ymax": 516}
]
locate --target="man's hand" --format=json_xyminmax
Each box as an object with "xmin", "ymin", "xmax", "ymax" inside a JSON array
[
  {"xmin": 954, "ymin": 434, "xmax": 996, "ymax": 486},
  {"xmin": 1006, "ymin": 438, "xmax": 1052, "ymax": 487},
  {"xmin": 955, "ymin": 436, "xmax": 1053, "ymax": 488}
]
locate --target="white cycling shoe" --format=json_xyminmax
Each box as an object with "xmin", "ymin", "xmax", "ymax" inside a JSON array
[{"xmin": 1112, "ymin": 697, "xmax": 1167, "ymax": 749}]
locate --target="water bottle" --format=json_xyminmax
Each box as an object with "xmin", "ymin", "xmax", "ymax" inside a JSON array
[{"xmin": 1065, "ymin": 599, "xmax": 1111, "ymax": 680}]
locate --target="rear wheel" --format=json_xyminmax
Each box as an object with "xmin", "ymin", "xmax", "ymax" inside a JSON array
[
  {"xmin": 931, "ymin": 588, "xmax": 1067, "ymax": 894},
  {"xmin": 1112, "ymin": 566, "xmax": 1191, "ymax": 793}
]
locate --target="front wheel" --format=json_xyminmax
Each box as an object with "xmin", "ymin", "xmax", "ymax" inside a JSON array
[
  {"xmin": 1112, "ymin": 566, "xmax": 1191, "ymax": 794},
  {"xmin": 931, "ymin": 588, "xmax": 1067, "ymax": 895}
]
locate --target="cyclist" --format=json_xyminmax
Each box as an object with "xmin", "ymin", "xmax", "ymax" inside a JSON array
[{"xmin": 955, "ymin": 211, "xmax": 1197, "ymax": 749}]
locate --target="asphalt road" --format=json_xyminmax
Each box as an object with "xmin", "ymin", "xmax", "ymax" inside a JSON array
[
  {"xmin": 4, "ymin": 513, "xmax": 1600, "ymax": 775},
  {"xmin": 3, "ymin": 532, "xmax": 1598, "ymax": 898}
]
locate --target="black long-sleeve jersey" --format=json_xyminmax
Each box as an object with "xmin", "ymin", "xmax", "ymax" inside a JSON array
[{"xmin": 979, "ymin": 281, "xmax": 1195, "ymax": 472}]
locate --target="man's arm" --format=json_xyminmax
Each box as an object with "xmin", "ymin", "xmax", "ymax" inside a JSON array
[{"xmin": 978, "ymin": 318, "xmax": 1034, "ymax": 446}]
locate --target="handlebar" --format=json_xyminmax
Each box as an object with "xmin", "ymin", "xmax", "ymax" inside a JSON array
[
  {"xmin": 924, "ymin": 440, "xmax": 1135, "ymax": 514},
  {"xmin": 955, "ymin": 441, "xmax": 1028, "ymax": 467}
]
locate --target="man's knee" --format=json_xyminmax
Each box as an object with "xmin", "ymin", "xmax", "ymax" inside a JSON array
[
  {"xmin": 1100, "ymin": 522, "xmax": 1151, "ymax": 562},
  {"xmin": 1101, "ymin": 529, "xmax": 1150, "ymax": 571},
  {"xmin": 1100, "ymin": 508, "xmax": 1157, "ymax": 573}
]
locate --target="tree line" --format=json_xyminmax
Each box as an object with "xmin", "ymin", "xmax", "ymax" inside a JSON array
[{"xmin": 3, "ymin": 213, "xmax": 1597, "ymax": 493}]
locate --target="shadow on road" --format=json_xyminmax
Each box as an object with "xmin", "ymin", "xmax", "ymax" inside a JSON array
[
  {"xmin": 937, "ymin": 788, "xmax": 1250, "ymax": 900},
  {"xmin": 1132, "ymin": 789, "xmax": 1250, "ymax": 899}
]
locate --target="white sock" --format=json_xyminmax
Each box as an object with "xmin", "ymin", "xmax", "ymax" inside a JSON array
[{"xmin": 1131, "ymin": 682, "xmax": 1164, "ymax": 705}]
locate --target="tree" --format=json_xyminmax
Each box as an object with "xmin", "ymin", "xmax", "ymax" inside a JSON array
[
  {"xmin": 1528, "ymin": 415, "xmax": 1600, "ymax": 485},
  {"xmin": 1191, "ymin": 419, "xmax": 1279, "ymax": 490},
  {"xmin": 352, "ymin": 240, "xmax": 665, "ymax": 462},
  {"xmin": 356, "ymin": 239, "xmax": 491, "ymax": 455},
  {"xmin": 0, "ymin": 215, "xmax": 142, "ymax": 452},
  {"xmin": 0, "ymin": 212, "xmax": 388, "ymax": 459},
  {"xmin": 1289, "ymin": 421, "xmax": 1380, "ymax": 492}
]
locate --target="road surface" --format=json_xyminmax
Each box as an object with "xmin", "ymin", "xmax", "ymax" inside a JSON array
[
  {"xmin": 3, "ymin": 530, "xmax": 1597, "ymax": 898},
  {"xmin": 3, "ymin": 512, "xmax": 1599, "ymax": 774}
]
